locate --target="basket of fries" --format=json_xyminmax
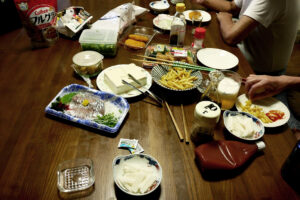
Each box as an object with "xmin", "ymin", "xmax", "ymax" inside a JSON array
[{"xmin": 151, "ymin": 64, "xmax": 203, "ymax": 91}]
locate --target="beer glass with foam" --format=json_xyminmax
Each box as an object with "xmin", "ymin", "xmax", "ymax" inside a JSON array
[{"xmin": 217, "ymin": 70, "xmax": 241, "ymax": 110}]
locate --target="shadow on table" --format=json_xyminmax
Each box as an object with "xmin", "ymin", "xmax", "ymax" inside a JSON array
[
  {"xmin": 45, "ymin": 113, "xmax": 128, "ymax": 138},
  {"xmin": 114, "ymin": 183, "xmax": 161, "ymax": 200},
  {"xmin": 150, "ymin": 82, "xmax": 202, "ymax": 106},
  {"xmin": 58, "ymin": 184, "xmax": 95, "ymax": 199},
  {"xmin": 195, "ymin": 151, "xmax": 264, "ymax": 181}
]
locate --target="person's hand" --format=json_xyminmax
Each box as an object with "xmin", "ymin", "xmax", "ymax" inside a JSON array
[
  {"xmin": 245, "ymin": 74, "xmax": 289, "ymax": 101},
  {"xmin": 216, "ymin": 12, "xmax": 232, "ymax": 22}
]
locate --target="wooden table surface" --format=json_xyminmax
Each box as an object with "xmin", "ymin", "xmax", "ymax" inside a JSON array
[{"xmin": 0, "ymin": 0, "xmax": 299, "ymax": 199}]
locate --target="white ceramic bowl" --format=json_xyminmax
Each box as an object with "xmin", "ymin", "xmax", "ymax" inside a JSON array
[
  {"xmin": 72, "ymin": 51, "xmax": 104, "ymax": 77},
  {"xmin": 112, "ymin": 154, "xmax": 162, "ymax": 196},
  {"xmin": 149, "ymin": 1, "xmax": 170, "ymax": 13},
  {"xmin": 223, "ymin": 110, "xmax": 265, "ymax": 141}
]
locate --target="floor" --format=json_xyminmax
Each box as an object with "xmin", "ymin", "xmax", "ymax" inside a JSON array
[{"xmin": 286, "ymin": 44, "xmax": 300, "ymax": 76}]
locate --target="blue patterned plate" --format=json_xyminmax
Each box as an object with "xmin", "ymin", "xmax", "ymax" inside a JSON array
[
  {"xmin": 45, "ymin": 84, "xmax": 129, "ymax": 133},
  {"xmin": 223, "ymin": 110, "xmax": 265, "ymax": 141},
  {"xmin": 151, "ymin": 64, "xmax": 203, "ymax": 91},
  {"xmin": 112, "ymin": 154, "xmax": 162, "ymax": 196}
]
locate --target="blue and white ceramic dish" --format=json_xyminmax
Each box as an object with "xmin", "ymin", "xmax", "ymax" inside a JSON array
[
  {"xmin": 112, "ymin": 154, "xmax": 162, "ymax": 196},
  {"xmin": 151, "ymin": 64, "xmax": 203, "ymax": 91},
  {"xmin": 223, "ymin": 110, "xmax": 265, "ymax": 141},
  {"xmin": 45, "ymin": 84, "xmax": 129, "ymax": 133}
]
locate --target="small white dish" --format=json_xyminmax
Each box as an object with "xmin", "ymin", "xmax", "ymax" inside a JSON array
[
  {"xmin": 96, "ymin": 64, "xmax": 152, "ymax": 98},
  {"xmin": 197, "ymin": 48, "xmax": 239, "ymax": 70},
  {"xmin": 153, "ymin": 14, "xmax": 173, "ymax": 31},
  {"xmin": 112, "ymin": 154, "xmax": 162, "ymax": 196},
  {"xmin": 235, "ymin": 94, "xmax": 290, "ymax": 128},
  {"xmin": 183, "ymin": 10, "xmax": 211, "ymax": 23},
  {"xmin": 149, "ymin": 0, "xmax": 170, "ymax": 13},
  {"xmin": 223, "ymin": 110, "xmax": 265, "ymax": 141}
]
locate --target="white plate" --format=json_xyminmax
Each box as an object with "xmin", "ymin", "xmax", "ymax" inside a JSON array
[
  {"xmin": 153, "ymin": 14, "xmax": 173, "ymax": 31},
  {"xmin": 96, "ymin": 64, "xmax": 152, "ymax": 98},
  {"xmin": 235, "ymin": 94, "xmax": 290, "ymax": 128},
  {"xmin": 149, "ymin": 0, "xmax": 170, "ymax": 12},
  {"xmin": 183, "ymin": 10, "xmax": 211, "ymax": 23},
  {"xmin": 197, "ymin": 48, "xmax": 239, "ymax": 70}
]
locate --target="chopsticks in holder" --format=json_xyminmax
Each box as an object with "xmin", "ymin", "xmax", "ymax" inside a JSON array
[
  {"xmin": 181, "ymin": 104, "xmax": 189, "ymax": 144},
  {"xmin": 165, "ymin": 101, "xmax": 184, "ymax": 142}
]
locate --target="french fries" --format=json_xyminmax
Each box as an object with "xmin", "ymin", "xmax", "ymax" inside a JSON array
[
  {"xmin": 159, "ymin": 67, "xmax": 198, "ymax": 90},
  {"xmin": 239, "ymin": 100, "xmax": 273, "ymax": 123}
]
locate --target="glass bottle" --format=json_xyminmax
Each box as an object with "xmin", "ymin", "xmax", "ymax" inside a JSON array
[
  {"xmin": 170, "ymin": 0, "xmax": 184, "ymax": 5},
  {"xmin": 170, "ymin": 3, "xmax": 186, "ymax": 46},
  {"xmin": 192, "ymin": 27, "xmax": 206, "ymax": 50}
]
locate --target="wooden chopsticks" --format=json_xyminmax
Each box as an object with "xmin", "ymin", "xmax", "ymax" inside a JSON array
[
  {"xmin": 181, "ymin": 104, "xmax": 189, "ymax": 144},
  {"xmin": 165, "ymin": 101, "xmax": 184, "ymax": 142},
  {"xmin": 165, "ymin": 101, "xmax": 191, "ymax": 144},
  {"xmin": 133, "ymin": 55, "xmax": 214, "ymax": 72}
]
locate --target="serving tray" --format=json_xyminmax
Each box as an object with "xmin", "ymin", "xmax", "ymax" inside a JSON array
[{"xmin": 45, "ymin": 84, "xmax": 129, "ymax": 133}]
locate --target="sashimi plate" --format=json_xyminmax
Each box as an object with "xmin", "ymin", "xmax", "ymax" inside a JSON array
[{"xmin": 45, "ymin": 84, "xmax": 129, "ymax": 133}]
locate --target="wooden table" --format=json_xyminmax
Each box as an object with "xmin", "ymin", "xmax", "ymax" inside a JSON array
[{"xmin": 0, "ymin": 1, "xmax": 299, "ymax": 199}]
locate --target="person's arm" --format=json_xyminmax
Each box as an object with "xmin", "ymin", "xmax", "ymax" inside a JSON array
[
  {"xmin": 217, "ymin": 13, "xmax": 259, "ymax": 45},
  {"xmin": 245, "ymin": 74, "xmax": 300, "ymax": 101},
  {"xmin": 193, "ymin": 0, "xmax": 239, "ymax": 14}
]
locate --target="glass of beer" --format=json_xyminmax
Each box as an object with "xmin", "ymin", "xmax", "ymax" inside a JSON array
[{"xmin": 217, "ymin": 70, "xmax": 241, "ymax": 110}]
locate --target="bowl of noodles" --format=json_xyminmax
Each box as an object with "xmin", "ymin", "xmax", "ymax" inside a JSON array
[{"xmin": 151, "ymin": 65, "xmax": 203, "ymax": 91}]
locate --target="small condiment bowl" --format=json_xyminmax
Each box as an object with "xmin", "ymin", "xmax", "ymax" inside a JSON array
[
  {"xmin": 112, "ymin": 154, "xmax": 162, "ymax": 196},
  {"xmin": 72, "ymin": 51, "xmax": 104, "ymax": 77},
  {"xmin": 57, "ymin": 158, "xmax": 95, "ymax": 193},
  {"xmin": 223, "ymin": 110, "xmax": 265, "ymax": 141},
  {"xmin": 149, "ymin": 1, "xmax": 170, "ymax": 13}
]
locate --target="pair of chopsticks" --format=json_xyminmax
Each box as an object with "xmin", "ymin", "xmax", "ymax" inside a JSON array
[
  {"xmin": 122, "ymin": 74, "xmax": 163, "ymax": 106},
  {"xmin": 165, "ymin": 101, "xmax": 189, "ymax": 144},
  {"xmin": 132, "ymin": 55, "xmax": 214, "ymax": 72}
]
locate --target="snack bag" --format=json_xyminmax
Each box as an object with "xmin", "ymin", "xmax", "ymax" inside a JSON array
[{"xmin": 14, "ymin": 0, "xmax": 59, "ymax": 48}]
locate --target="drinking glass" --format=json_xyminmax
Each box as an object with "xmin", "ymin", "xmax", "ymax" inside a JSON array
[{"xmin": 216, "ymin": 70, "xmax": 242, "ymax": 110}]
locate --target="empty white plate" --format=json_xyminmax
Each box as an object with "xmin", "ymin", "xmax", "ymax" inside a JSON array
[{"xmin": 197, "ymin": 48, "xmax": 239, "ymax": 69}]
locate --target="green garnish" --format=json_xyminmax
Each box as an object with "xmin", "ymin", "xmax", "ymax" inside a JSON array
[
  {"xmin": 94, "ymin": 113, "xmax": 118, "ymax": 128},
  {"xmin": 60, "ymin": 92, "xmax": 78, "ymax": 104}
]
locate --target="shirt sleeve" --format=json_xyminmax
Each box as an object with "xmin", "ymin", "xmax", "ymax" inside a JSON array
[
  {"xmin": 242, "ymin": 0, "xmax": 282, "ymax": 28},
  {"xmin": 234, "ymin": 0, "xmax": 242, "ymax": 9}
]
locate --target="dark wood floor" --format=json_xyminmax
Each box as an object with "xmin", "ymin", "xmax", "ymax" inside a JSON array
[{"xmin": 286, "ymin": 43, "xmax": 300, "ymax": 76}]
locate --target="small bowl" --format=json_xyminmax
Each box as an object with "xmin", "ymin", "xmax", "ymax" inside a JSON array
[
  {"xmin": 112, "ymin": 154, "xmax": 162, "ymax": 196},
  {"xmin": 72, "ymin": 51, "xmax": 104, "ymax": 77},
  {"xmin": 149, "ymin": 1, "xmax": 170, "ymax": 13},
  {"xmin": 223, "ymin": 110, "xmax": 265, "ymax": 141},
  {"xmin": 151, "ymin": 64, "xmax": 203, "ymax": 92},
  {"xmin": 57, "ymin": 158, "xmax": 95, "ymax": 193}
]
